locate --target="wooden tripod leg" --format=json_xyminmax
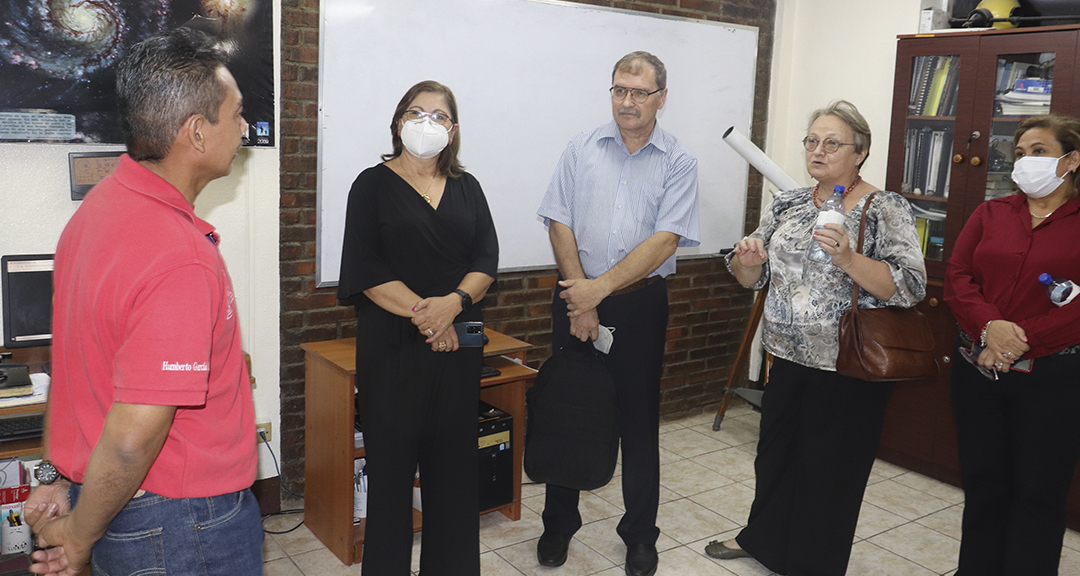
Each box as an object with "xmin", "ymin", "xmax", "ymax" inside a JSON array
[{"xmin": 712, "ymin": 286, "xmax": 768, "ymax": 431}]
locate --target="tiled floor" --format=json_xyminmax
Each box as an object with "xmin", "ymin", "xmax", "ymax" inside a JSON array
[{"xmin": 261, "ymin": 402, "xmax": 1080, "ymax": 575}]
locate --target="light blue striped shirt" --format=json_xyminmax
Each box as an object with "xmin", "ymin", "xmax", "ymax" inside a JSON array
[{"xmin": 538, "ymin": 121, "xmax": 700, "ymax": 279}]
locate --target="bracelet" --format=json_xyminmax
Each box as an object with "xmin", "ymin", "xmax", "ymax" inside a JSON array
[{"xmin": 980, "ymin": 320, "xmax": 994, "ymax": 347}]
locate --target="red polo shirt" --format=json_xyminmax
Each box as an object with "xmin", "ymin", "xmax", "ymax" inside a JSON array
[
  {"xmin": 944, "ymin": 193, "xmax": 1080, "ymax": 359},
  {"xmin": 49, "ymin": 155, "xmax": 256, "ymax": 497}
]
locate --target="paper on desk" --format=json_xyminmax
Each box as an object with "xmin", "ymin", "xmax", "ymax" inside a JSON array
[{"xmin": 0, "ymin": 373, "xmax": 49, "ymax": 408}]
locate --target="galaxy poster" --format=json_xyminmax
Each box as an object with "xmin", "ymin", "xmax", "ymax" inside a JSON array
[{"xmin": 0, "ymin": 0, "xmax": 275, "ymax": 147}]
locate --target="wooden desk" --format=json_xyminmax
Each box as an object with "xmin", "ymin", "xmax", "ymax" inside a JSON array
[
  {"xmin": 302, "ymin": 331, "xmax": 536, "ymax": 565},
  {"xmin": 0, "ymin": 346, "xmax": 50, "ymax": 457}
]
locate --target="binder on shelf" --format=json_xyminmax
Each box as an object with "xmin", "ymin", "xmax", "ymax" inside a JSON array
[
  {"xmin": 939, "ymin": 56, "xmax": 960, "ymax": 116},
  {"xmin": 911, "ymin": 55, "xmax": 938, "ymax": 115},
  {"xmin": 912, "ymin": 127, "xmax": 933, "ymax": 195},
  {"xmin": 923, "ymin": 58, "xmax": 950, "ymax": 116},
  {"xmin": 925, "ymin": 131, "xmax": 944, "ymax": 196},
  {"xmin": 915, "ymin": 217, "xmax": 930, "ymax": 255}
]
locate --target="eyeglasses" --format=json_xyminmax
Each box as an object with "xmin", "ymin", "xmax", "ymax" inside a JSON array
[
  {"xmin": 958, "ymin": 345, "xmax": 998, "ymax": 381},
  {"xmin": 403, "ymin": 109, "xmax": 454, "ymax": 129},
  {"xmin": 610, "ymin": 85, "xmax": 662, "ymax": 104},
  {"xmin": 802, "ymin": 137, "xmax": 856, "ymax": 154}
]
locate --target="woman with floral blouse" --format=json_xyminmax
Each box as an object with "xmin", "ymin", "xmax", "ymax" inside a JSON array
[{"xmin": 707, "ymin": 100, "xmax": 926, "ymax": 576}]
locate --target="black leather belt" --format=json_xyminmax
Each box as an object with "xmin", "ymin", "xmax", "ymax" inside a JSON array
[{"xmin": 611, "ymin": 275, "xmax": 662, "ymax": 296}]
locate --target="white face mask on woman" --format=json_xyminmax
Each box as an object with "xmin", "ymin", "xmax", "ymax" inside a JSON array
[
  {"xmin": 1012, "ymin": 154, "xmax": 1069, "ymax": 198},
  {"xmin": 400, "ymin": 117, "xmax": 449, "ymax": 160}
]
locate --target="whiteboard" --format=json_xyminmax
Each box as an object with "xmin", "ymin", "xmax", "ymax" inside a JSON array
[{"xmin": 317, "ymin": 0, "xmax": 757, "ymax": 285}]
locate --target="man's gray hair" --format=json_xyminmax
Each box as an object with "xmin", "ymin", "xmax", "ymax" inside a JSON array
[{"xmin": 612, "ymin": 51, "xmax": 666, "ymax": 90}]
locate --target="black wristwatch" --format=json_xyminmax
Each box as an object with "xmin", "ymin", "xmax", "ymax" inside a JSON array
[
  {"xmin": 34, "ymin": 461, "xmax": 60, "ymax": 485},
  {"xmin": 454, "ymin": 289, "xmax": 472, "ymax": 312}
]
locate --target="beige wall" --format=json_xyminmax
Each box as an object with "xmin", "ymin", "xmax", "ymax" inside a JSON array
[
  {"xmin": 0, "ymin": 2, "xmax": 282, "ymax": 480},
  {"xmin": 767, "ymin": 0, "xmax": 926, "ymax": 203}
]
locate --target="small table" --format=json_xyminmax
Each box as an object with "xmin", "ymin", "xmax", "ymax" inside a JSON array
[{"xmin": 301, "ymin": 330, "xmax": 536, "ymax": 565}]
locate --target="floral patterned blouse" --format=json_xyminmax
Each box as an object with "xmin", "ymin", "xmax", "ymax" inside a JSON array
[{"xmin": 725, "ymin": 187, "xmax": 927, "ymax": 371}]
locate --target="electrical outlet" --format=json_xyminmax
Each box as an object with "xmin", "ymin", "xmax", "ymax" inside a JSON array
[{"xmin": 256, "ymin": 421, "xmax": 272, "ymax": 443}]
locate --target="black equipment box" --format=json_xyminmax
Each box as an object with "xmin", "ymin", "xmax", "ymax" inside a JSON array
[{"xmin": 478, "ymin": 400, "xmax": 513, "ymax": 512}]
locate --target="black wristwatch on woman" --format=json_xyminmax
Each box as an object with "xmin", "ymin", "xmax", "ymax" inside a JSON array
[{"xmin": 454, "ymin": 289, "xmax": 472, "ymax": 312}]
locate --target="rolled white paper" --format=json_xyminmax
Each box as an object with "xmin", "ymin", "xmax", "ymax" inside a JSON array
[{"xmin": 723, "ymin": 126, "xmax": 801, "ymax": 192}]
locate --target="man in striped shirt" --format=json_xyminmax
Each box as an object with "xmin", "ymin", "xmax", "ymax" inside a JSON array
[{"xmin": 535, "ymin": 51, "xmax": 700, "ymax": 576}]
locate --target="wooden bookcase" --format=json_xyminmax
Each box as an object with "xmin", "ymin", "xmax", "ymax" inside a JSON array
[
  {"xmin": 881, "ymin": 24, "xmax": 1080, "ymax": 528},
  {"xmin": 301, "ymin": 331, "xmax": 536, "ymax": 565}
]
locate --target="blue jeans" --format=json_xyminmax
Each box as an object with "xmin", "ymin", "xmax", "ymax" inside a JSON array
[{"xmin": 70, "ymin": 484, "xmax": 263, "ymax": 576}]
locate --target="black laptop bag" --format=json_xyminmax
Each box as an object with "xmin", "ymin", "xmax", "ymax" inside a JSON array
[{"xmin": 524, "ymin": 337, "xmax": 619, "ymax": 491}]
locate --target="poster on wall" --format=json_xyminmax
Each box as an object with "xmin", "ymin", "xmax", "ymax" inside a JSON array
[{"xmin": 0, "ymin": 0, "xmax": 275, "ymax": 147}]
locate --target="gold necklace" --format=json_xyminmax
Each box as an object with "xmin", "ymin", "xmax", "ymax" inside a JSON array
[{"xmin": 398, "ymin": 161, "xmax": 437, "ymax": 204}]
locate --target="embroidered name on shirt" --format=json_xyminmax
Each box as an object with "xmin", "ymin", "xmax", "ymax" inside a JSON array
[{"xmin": 162, "ymin": 361, "xmax": 210, "ymax": 372}]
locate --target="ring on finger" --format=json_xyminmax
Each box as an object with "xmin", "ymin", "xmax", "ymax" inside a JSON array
[
  {"xmin": 835, "ymin": 241, "xmax": 840, "ymax": 248},
  {"xmin": 994, "ymin": 362, "xmax": 1003, "ymax": 369},
  {"xmin": 438, "ymin": 341, "xmax": 446, "ymax": 350},
  {"xmin": 427, "ymin": 328, "xmax": 434, "ymax": 336}
]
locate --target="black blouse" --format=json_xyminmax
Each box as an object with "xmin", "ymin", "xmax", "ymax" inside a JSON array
[{"xmin": 337, "ymin": 163, "xmax": 499, "ymax": 325}]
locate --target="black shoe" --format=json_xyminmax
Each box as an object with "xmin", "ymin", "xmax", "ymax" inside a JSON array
[
  {"xmin": 537, "ymin": 531, "xmax": 572, "ymax": 567},
  {"xmin": 704, "ymin": 539, "xmax": 752, "ymax": 559},
  {"xmin": 625, "ymin": 543, "xmax": 658, "ymax": 576}
]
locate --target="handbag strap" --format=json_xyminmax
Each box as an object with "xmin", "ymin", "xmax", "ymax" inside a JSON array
[{"xmin": 848, "ymin": 191, "xmax": 879, "ymax": 311}]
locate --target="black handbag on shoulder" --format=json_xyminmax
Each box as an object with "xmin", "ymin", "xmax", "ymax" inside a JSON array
[{"xmin": 524, "ymin": 337, "xmax": 619, "ymax": 491}]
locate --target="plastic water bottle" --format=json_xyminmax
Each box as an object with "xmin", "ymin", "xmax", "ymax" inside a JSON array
[
  {"xmin": 1039, "ymin": 273, "xmax": 1080, "ymax": 307},
  {"xmin": 806, "ymin": 185, "xmax": 847, "ymax": 264}
]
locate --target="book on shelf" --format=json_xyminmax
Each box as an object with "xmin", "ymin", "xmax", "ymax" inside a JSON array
[
  {"xmin": 1015, "ymin": 77, "xmax": 1051, "ymax": 94},
  {"xmin": 998, "ymin": 101, "xmax": 1051, "ymax": 116}
]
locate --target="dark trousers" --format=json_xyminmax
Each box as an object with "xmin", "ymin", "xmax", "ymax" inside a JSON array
[
  {"xmin": 357, "ymin": 337, "xmax": 482, "ymax": 576},
  {"xmin": 737, "ymin": 357, "xmax": 894, "ymax": 576},
  {"xmin": 542, "ymin": 278, "xmax": 668, "ymax": 545},
  {"xmin": 951, "ymin": 350, "xmax": 1080, "ymax": 576}
]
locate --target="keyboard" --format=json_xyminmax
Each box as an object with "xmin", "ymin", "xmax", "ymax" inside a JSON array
[{"xmin": 0, "ymin": 415, "xmax": 43, "ymax": 442}]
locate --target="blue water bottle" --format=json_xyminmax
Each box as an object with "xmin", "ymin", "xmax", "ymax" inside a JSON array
[{"xmin": 1039, "ymin": 273, "xmax": 1079, "ymax": 307}]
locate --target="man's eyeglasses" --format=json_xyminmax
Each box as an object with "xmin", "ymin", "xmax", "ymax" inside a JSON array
[
  {"xmin": 403, "ymin": 110, "xmax": 454, "ymax": 129},
  {"xmin": 802, "ymin": 137, "xmax": 856, "ymax": 154},
  {"xmin": 610, "ymin": 86, "xmax": 662, "ymax": 104}
]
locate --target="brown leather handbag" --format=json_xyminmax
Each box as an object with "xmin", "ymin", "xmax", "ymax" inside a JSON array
[{"xmin": 835, "ymin": 192, "xmax": 936, "ymax": 382}]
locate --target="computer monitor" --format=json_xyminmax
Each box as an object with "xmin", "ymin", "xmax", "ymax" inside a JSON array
[{"xmin": 1, "ymin": 255, "xmax": 53, "ymax": 349}]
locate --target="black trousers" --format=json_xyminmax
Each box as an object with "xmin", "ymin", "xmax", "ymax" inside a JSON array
[
  {"xmin": 542, "ymin": 278, "xmax": 668, "ymax": 545},
  {"xmin": 736, "ymin": 357, "xmax": 894, "ymax": 576},
  {"xmin": 357, "ymin": 335, "xmax": 482, "ymax": 576},
  {"xmin": 951, "ymin": 349, "xmax": 1080, "ymax": 576}
]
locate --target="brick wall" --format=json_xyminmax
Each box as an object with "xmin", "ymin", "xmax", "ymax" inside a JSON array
[{"xmin": 279, "ymin": 0, "xmax": 776, "ymax": 495}]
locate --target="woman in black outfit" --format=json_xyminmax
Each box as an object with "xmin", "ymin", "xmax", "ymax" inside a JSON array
[{"xmin": 338, "ymin": 80, "xmax": 499, "ymax": 576}]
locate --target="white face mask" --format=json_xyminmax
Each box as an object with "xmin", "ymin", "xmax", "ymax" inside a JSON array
[
  {"xmin": 593, "ymin": 325, "xmax": 615, "ymax": 355},
  {"xmin": 1012, "ymin": 154, "xmax": 1069, "ymax": 198},
  {"xmin": 400, "ymin": 117, "xmax": 449, "ymax": 159}
]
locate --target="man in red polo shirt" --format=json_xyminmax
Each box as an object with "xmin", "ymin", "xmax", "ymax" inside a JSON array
[{"xmin": 24, "ymin": 28, "xmax": 260, "ymax": 576}]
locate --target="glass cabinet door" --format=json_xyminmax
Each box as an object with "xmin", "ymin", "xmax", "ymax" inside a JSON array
[
  {"xmin": 984, "ymin": 51, "xmax": 1055, "ymax": 202},
  {"xmin": 901, "ymin": 53, "xmax": 961, "ymax": 263}
]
